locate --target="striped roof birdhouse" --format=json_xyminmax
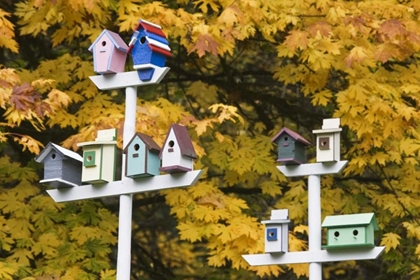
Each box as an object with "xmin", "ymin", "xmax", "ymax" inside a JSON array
[
  {"xmin": 159, "ymin": 124, "xmax": 197, "ymax": 173},
  {"xmin": 271, "ymin": 127, "xmax": 311, "ymax": 165},
  {"xmin": 128, "ymin": 19, "xmax": 171, "ymax": 81},
  {"xmin": 123, "ymin": 133, "xmax": 161, "ymax": 178},
  {"xmin": 35, "ymin": 142, "xmax": 83, "ymax": 188},
  {"xmin": 88, "ymin": 29, "xmax": 129, "ymax": 74}
]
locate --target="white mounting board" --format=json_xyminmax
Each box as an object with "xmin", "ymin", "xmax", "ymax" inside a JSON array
[
  {"xmin": 242, "ymin": 246, "xmax": 385, "ymax": 266},
  {"xmin": 47, "ymin": 170, "xmax": 203, "ymax": 202},
  {"xmin": 89, "ymin": 67, "xmax": 170, "ymax": 90},
  {"xmin": 277, "ymin": 161, "xmax": 348, "ymax": 177}
]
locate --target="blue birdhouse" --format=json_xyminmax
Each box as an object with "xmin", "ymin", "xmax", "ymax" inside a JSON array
[
  {"xmin": 127, "ymin": 19, "xmax": 171, "ymax": 81},
  {"xmin": 123, "ymin": 133, "xmax": 161, "ymax": 178},
  {"xmin": 271, "ymin": 127, "xmax": 311, "ymax": 165}
]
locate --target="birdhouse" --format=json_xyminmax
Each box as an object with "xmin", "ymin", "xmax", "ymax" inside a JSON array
[
  {"xmin": 271, "ymin": 127, "xmax": 311, "ymax": 165},
  {"xmin": 35, "ymin": 143, "xmax": 83, "ymax": 188},
  {"xmin": 159, "ymin": 124, "xmax": 197, "ymax": 173},
  {"xmin": 127, "ymin": 19, "xmax": 171, "ymax": 81},
  {"xmin": 77, "ymin": 129, "xmax": 117, "ymax": 184},
  {"xmin": 312, "ymin": 118, "xmax": 342, "ymax": 163},
  {"xmin": 262, "ymin": 209, "xmax": 290, "ymax": 253},
  {"xmin": 123, "ymin": 133, "xmax": 161, "ymax": 178},
  {"xmin": 322, "ymin": 213, "xmax": 379, "ymax": 250},
  {"xmin": 88, "ymin": 29, "xmax": 129, "ymax": 74}
]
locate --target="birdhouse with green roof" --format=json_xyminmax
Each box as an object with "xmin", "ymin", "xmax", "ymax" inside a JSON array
[{"xmin": 322, "ymin": 213, "xmax": 379, "ymax": 250}]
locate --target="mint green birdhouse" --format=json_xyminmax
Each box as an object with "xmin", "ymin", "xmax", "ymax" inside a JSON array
[{"xmin": 322, "ymin": 213, "xmax": 379, "ymax": 250}]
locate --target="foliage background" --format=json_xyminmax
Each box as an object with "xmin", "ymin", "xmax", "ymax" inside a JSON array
[{"xmin": 1, "ymin": 0, "xmax": 420, "ymax": 279}]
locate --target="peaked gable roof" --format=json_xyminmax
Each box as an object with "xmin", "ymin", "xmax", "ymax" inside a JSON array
[
  {"xmin": 88, "ymin": 29, "xmax": 129, "ymax": 52},
  {"xmin": 159, "ymin": 124, "xmax": 197, "ymax": 159},
  {"xmin": 128, "ymin": 19, "xmax": 172, "ymax": 57},
  {"xmin": 271, "ymin": 127, "xmax": 311, "ymax": 146},
  {"xmin": 322, "ymin": 213, "xmax": 379, "ymax": 230},
  {"xmin": 123, "ymin": 133, "xmax": 161, "ymax": 153},
  {"xmin": 35, "ymin": 142, "xmax": 83, "ymax": 163}
]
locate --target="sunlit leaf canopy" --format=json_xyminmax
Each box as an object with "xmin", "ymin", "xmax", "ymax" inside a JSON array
[{"xmin": 1, "ymin": 0, "xmax": 420, "ymax": 278}]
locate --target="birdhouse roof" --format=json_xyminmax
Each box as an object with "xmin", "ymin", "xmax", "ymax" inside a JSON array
[
  {"xmin": 35, "ymin": 142, "xmax": 83, "ymax": 163},
  {"xmin": 123, "ymin": 133, "xmax": 161, "ymax": 153},
  {"xmin": 88, "ymin": 29, "xmax": 129, "ymax": 52},
  {"xmin": 159, "ymin": 124, "xmax": 197, "ymax": 159},
  {"xmin": 322, "ymin": 213, "xmax": 379, "ymax": 230},
  {"xmin": 128, "ymin": 19, "xmax": 172, "ymax": 57},
  {"xmin": 271, "ymin": 127, "xmax": 311, "ymax": 146}
]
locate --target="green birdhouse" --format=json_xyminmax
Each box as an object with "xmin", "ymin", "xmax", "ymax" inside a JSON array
[
  {"xmin": 271, "ymin": 127, "xmax": 311, "ymax": 165},
  {"xmin": 322, "ymin": 213, "xmax": 379, "ymax": 250}
]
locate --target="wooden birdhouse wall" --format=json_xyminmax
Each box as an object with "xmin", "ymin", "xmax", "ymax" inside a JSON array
[
  {"xmin": 126, "ymin": 138, "xmax": 146, "ymax": 177},
  {"xmin": 43, "ymin": 151, "xmax": 65, "ymax": 180},
  {"xmin": 61, "ymin": 159, "xmax": 83, "ymax": 184},
  {"xmin": 131, "ymin": 32, "xmax": 166, "ymax": 67}
]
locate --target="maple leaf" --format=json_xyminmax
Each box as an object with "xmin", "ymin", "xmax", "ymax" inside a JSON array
[
  {"xmin": 284, "ymin": 30, "xmax": 309, "ymax": 52},
  {"xmin": 344, "ymin": 46, "xmax": 369, "ymax": 67},
  {"xmin": 378, "ymin": 19, "xmax": 406, "ymax": 40},
  {"xmin": 380, "ymin": 232, "xmax": 401, "ymax": 253},
  {"xmin": 189, "ymin": 34, "xmax": 219, "ymax": 57},
  {"xmin": 308, "ymin": 21, "xmax": 332, "ymax": 37}
]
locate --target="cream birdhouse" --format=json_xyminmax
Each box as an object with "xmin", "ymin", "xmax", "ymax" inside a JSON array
[
  {"xmin": 77, "ymin": 129, "xmax": 117, "ymax": 184},
  {"xmin": 312, "ymin": 118, "xmax": 342, "ymax": 162}
]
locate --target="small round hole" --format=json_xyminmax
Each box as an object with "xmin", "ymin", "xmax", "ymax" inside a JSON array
[
  {"xmin": 169, "ymin": 140, "xmax": 175, "ymax": 148},
  {"xmin": 334, "ymin": 231, "xmax": 340, "ymax": 237},
  {"xmin": 140, "ymin": 37, "xmax": 146, "ymax": 44},
  {"xmin": 87, "ymin": 155, "xmax": 92, "ymax": 162},
  {"xmin": 284, "ymin": 136, "xmax": 288, "ymax": 141},
  {"xmin": 134, "ymin": 144, "xmax": 140, "ymax": 151},
  {"xmin": 269, "ymin": 231, "xmax": 274, "ymax": 237},
  {"xmin": 102, "ymin": 41, "xmax": 106, "ymax": 46},
  {"xmin": 353, "ymin": 229, "xmax": 359, "ymax": 236},
  {"xmin": 51, "ymin": 153, "xmax": 56, "ymax": 159},
  {"xmin": 321, "ymin": 141, "xmax": 327, "ymax": 146}
]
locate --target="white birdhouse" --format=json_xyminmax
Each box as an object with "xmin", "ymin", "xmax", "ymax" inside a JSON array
[
  {"xmin": 262, "ymin": 209, "xmax": 290, "ymax": 253},
  {"xmin": 312, "ymin": 118, "xmax": 342, "ymax": 162}
]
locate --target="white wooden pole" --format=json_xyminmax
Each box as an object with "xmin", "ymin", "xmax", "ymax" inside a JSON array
[
  {"xmin": 116, "ymin": 86, "xmax": 137, "ymax": 280},
  {"xmin": 308, "ymin": 174, "xmax": 322, "ymax": 280}
]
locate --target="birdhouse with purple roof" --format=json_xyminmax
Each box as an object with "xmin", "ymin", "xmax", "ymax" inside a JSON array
[
  {"xmin": 89, "ymin": 29, "xmax": 129, "ymax": 74},
  {"xmin": 123, "ymin": 133, "xmax": 161, "ymax": 178},
  {"xmin": 272, "ymin": 127, "xmax": 311, "ymax": 165},
  {"xmin": 159, "ymin": 124, "xmax": 197, "ymax": 173},
  {"xmin": 128, "ymin": 19, "xmax": 171, "ymax": 81}
]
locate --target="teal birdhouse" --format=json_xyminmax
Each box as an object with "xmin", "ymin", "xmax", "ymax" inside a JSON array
[
  {"xmin": 77, "ymin": 129, "xmax": 117, "ymax": 184},
  {"xmin": 123, "ymin": 133, "xmax": 161, "ymax": 178},
  {"xmin": 322, "ymin": 213, "xmax": 379, "ymax": 250},
  {"xmin": 271, "ymin": 127, "xmax": 311, "ymax": 165},
  {"xmin": 262, "ymin": 209, "xmax": 290, "ymax": 253}
]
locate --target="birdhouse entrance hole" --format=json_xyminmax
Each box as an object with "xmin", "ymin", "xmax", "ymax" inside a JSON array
[
  {"xmin": 334, "ymin": 231, "xmax": 340, "ymax": 237},
  {"xmin": 51, "ymin": 153, "xmax": 56, "ymax": 159},
  {"xmin": 140, "ymin": 37, "xmax": 146, "ymax": 44},
  {"xmin": 353, "ymin": 230, "xmax": 359, "ymax": 236},
  {"xmin": 134, "ymin": 144, "xmax": 140, "ymax": 151},
  {"xmin": 168, "ymin": 140, "xmax": 174, "ymax": 152},
  {"xmin": 319, "ymin": 137, "xmax": 330, "ymax": 150},
  {"xmin": 102, "ymin": 41, "xmax": 106, "ymax": 46}
]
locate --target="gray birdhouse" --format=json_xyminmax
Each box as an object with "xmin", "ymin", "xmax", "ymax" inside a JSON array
[
  {"xmin": 271, "ymin": 127, "xmax": 311, "ymax": 165},
  {"xmin": 312, "ymin": 118, "xmax": 342, "ymax": 163},
  {"xmin": 123, "ymin": 133, "xmax": 161, "ymax": 178},
  {"xmin": 322, "ymin": 213, "xmax": 379, "ymax": 250},
  {"xmin": 159, "ymin": 124, "xmax": 197, "ymax": 173},
  {"xmin": 35, "ymin": 142, "xmax": 83, "ymax": 188},
  {"xmin": 77, "ymin": 129, "xmax": 117, "ymax": 184},
  {"xmin": 262, "ymin": 209, "xmax": 290, "ymax": 253}
]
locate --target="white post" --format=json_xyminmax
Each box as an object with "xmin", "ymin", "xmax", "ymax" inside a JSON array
[
  {"xmin": 116, "ymin": 86, "xmax": 137, "ymax": 280},
  {"xmin": 308, "ymin": 174, "xmax": 322, "ymax": 279}
]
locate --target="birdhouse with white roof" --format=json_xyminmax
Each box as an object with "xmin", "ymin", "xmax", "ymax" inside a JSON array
[
  {"xmin": 312, "ymin": 118, "xmax": 342, "ymax": 162},
  {"xmin": 322, "ymin": 213, "xmax": 379, "ymax": 250},
  {"xmin": 35, "ymin": 142, "xmax": 83, "ymax": 188},
  {"xmin": 128, "ymin": 19, "xmax": 171, "ymax": 81},
  {"xmin": 88, "ymin": 29, "xmax": 129, "ymax": 74},
  {"xmin": 159, "ymin": 124, "xmax": 197, "ymax": 173},
  {"xmin": 272, "ymin": 127, "xmax": 311, "ymax": 165},
  {"xmin": 262, "ymin": 209, "xmax": 290, "ymax": 253},
  {"xmin": 77, "ymin": 129, "xmax": 117, "ymax": 184},
  {"xmin": 123, "ymin": 133, "xmax": 161, "ymax": 178}
]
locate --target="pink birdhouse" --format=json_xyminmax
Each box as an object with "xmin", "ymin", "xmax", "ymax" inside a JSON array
[
  {"xmin": 159, "ymin": 124, "xmax": 197, "ymax": 173},
  {"xmin": 89, "ymin": 29, "xmax": 129, "ymax": 75}
]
